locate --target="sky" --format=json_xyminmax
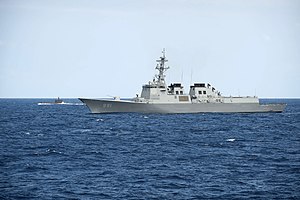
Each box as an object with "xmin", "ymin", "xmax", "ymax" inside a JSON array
[{"xmin": 0, "ymin": 0, "xmax": 299, "ymax": 98}]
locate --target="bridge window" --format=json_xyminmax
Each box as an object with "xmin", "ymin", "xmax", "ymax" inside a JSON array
[
  {"xmin": 180, "ymin": 91, "xmax": 183, "ymax": 95},
  {"xmin": 176, "ymin": 91, "xmax": 179, "ymax": 95},
  {"xmin": 203, "ymin": 91, "xmax": 206, "ymax": 94},
  {"xmin": 198, "ymin": 91, "xmax": 202, "ymax": 95}
]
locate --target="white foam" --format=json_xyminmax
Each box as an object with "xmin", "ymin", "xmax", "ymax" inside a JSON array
[
  {"xmin": 46, "ymin": 149, "xmax": 62, "ymax": 154},
  {"xmin": 38, "ymin": 103, "xmax": 53, "ymax": 106},
  {"xmin": 226, "ymin": 138, "xmax": 236, "ymax": 142},
  {"xmin": 80, "ymin": 129, "xmax": 91, "ymax": 133}
]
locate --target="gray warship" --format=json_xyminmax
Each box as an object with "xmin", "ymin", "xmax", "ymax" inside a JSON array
[{"xmin": 79, "ymin": 50, "xmax": 286, "ymax": 113}]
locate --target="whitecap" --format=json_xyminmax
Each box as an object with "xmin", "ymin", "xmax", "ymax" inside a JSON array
[
  {"xmin": 46, "ymin": 149, "xmax": 62, "ymax": 154},
  {"xmin": 37, "ymin": 103, "xmax": 53, "ymax": 106},
  {"xmin": 80, "ymin": 129, "xmax": 91, "ymax": 133},
  {"xmin": 226, "ymin": 138, "xmax": 236, "ymax": 142}
]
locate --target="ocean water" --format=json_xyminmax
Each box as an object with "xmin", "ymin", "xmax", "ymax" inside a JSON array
[{"xmin": 0, "ymin": 98, "xmax": 299, "ymax": 199}]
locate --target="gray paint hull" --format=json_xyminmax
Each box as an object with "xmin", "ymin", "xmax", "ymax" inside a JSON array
[{"xmin": 79, "ymin": 98, "xmax": 286, "ymax": 113}]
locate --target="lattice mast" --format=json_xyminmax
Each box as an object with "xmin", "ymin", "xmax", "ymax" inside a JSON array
[{"xmin": 155, "ymin": 49, "xmax": 170, "ymax": 87}]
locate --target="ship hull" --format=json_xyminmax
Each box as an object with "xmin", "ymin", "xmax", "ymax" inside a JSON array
[{"xmin": 79, "ymin": 98, "xmax": 286, "ymax": 114}]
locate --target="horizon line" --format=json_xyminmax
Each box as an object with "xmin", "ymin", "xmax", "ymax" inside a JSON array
[{"xmin": 0, "ymin": 97, "xmax": 300, "ymax": 99}]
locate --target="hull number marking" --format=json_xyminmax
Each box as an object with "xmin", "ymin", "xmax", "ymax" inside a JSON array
[{"xmin": 103, "ymin": 104, "xmax": 112, "ymax": 108}]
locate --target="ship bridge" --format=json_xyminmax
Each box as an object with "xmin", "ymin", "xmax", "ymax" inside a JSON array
[{"xmin": 140, "ymin": 49, "xmax": 170, "ymax": 100}]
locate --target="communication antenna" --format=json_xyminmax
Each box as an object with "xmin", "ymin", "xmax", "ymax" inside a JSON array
[
  {"xmin": 190, "ymin": 68, "xmax": 193, "ymax": 86},
  {"xmin": 181, "ymin": 70, "xmax": 183, "ymax": 83}
]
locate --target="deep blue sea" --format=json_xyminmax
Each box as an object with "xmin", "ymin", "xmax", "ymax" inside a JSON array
[{"xmin": 1, "ymin": 99, "xmax": 299, "ymax": 199}]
